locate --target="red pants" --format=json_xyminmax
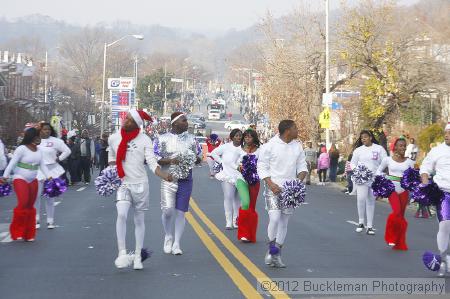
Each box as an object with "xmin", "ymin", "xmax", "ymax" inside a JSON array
[
  {"xmin": 237, "ymin": 182, "xmax": 260, "ymax": 243},
  {"xmin": 385, "ymin": 191, "xmax": 409, "ymax": 250},
  {"xmin": 10, "ymin": 179, "xmax": 38, "ymax": 240}
]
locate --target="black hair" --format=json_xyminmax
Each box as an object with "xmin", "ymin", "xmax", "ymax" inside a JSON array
[
  {"xmin": 354, "ymin": 130, "xmax": 379, "ymax": 148},
  {"xmin": 21, "ymin": 128, "xmax": 40, "ymax": 145},
  {"xmin": 40, "ymin": 122, "xmax": 57, "ymax": 137},
  {"xmin": 229, "ymin": 128, "xmax": 242, "ymax": 140},
  {"xmin": 278, "ymin": 120, "xmax": 295, "ymax": 135},
  {"xmin": 241, "ymin": 129, "xmax": 260, "ymax": 148}
]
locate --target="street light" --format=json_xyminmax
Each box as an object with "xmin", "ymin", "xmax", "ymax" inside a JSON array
[{"xmin": 100, "ymin": 34, "xmax": 144, "ymax": 135}]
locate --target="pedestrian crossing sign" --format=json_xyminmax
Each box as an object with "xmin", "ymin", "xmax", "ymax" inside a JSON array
[{"xmin": 319, "ymin": 107, "xmax": 331, "ymax": 129}]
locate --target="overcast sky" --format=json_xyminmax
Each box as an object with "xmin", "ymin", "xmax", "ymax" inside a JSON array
[{"xmin": 1, "ymin": 0, "xmax": 419, "ymax": 32}]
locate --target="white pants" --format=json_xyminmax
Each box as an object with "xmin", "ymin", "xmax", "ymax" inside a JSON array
[
  {"xmin": 116, "ymin": 182, "xmax": 149, "ymax": 211},
  {"xmin": 267, "ymin": 210, "xmax": 291, "ymax": 245},
  {"xmin": 116, "ymin": 201, "xmax": 145, "ymax": 253},
  {"xmin": 437, "ymin": 220, "xmax": 450, "ymax": 262},
  {"xmin": 355, "ymin": 184, "xmax": 376, "ymax": 228},
  {"xmin": 206, "ymin": 157, "xmax": 215, "ymax": 176},
  {"xmin": 221, "ymin": 181, "xmax": 240, "ymax": 225},
  {"xmin": 35, "ymin": 180, "xmax": 55, "ymax": 224}
]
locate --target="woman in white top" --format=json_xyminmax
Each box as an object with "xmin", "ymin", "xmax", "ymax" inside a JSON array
[
  {"xmin": 1, "ymin": 128, "xmax": 50, "ymax": 241},
  {"xmin": 211, "ymin": 129, "xmax": 243, "ymax": 229},
  {"xmin": 236, "ymin": 129, "xmax": 260, "ymax": 243},
  {"xmin": 351, "ymin": 130, "xmax": 387, "ymax": 235},
  {"xmin": 35, "ymin": 122, "xmax": 71, "ymax": 229},
  {"xmin": 376, "ymin": 137, "xmax": 415, "ymax": 250}
]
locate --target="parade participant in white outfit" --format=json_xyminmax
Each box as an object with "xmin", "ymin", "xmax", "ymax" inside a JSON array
[
  {"xmin": 108, "ymin": 109, "xmax": 172, "ymax": 270},
  {"xmin": 1, "ymin": 128, "xmax": 51, "ymax": 241},
  {"xmin": 351, "ymin": 130, "xmax": 387, "ymax": 235},
  {"xmin": 420, "ymin": 122, "xmax": 450, "ymax": 277},
  {"xmin": 35, "ymin": 122, "xmax": 71, "ymax": 229},
  {"xmin": 257, "ymin": 120, "xmax": 307, "ymax": 268},
  {"xmin": 153, "ymin": 112, "xmax": 202, "ymax": 255},
  {"xmin": 0, "ymin": 138, "xmax": 7, "ymax": 176},
  {"xmin": 211, "ymin": 129, "xmax": 243, "ymax": 229}
]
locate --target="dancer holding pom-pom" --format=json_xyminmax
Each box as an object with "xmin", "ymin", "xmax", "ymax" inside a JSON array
[
  {"xmin": 108, "ymin": 109, "xmax": 172, "ymax": 270},
  {"xmin": 1, "ymin": 128, "xmax": 51, "ymax": 241},
  {"xmin": 153, "ymin": 112, "xmax": 202, "ymax": 256},
  {"xmin": 351, "ymin": 130, "xmax": 387, "ymax": 235},
  {"xmin": 257, "ymin": 120, "xmax": 307, "ymax": 268},
  {"xmin": 236, "ymin": 129, "xmax": 261, "ymax": 243},
  {"xmin": 376, "ymin": 137, "xmax": 414, "ymax": 250},
  {"xmin": 420, "ymin": 122, "xmax": 450, "ymax": 276},
  {"xmin": 211, "ymin": 129, "xmax": 244, "ymax": 230}
]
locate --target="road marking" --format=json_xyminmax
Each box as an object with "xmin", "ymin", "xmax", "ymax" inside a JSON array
[
  {"xmin": 185, "ymin": 212, "xmax": 262, "ymax": 299},
  {"xmin": 190, "ymin": 198, "xmax": 290, "ymax": 298},
  {"xmin": 346, "ymin": 220, "xmax": 359, "ymax": 226},
  {"xmin": 77, "ymin": 187, "xmax": 87, "ymax": 192},
  {"xmin": 0, "ymin": 232, "xmax": 12, "ymax": 243},
  {"xmin": 54, "ymin": 201, "xmax": 61, "ymax": 206}
]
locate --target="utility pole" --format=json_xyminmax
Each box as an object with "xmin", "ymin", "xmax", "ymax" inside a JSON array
[
  {"xmin": 44, "ymin": 51, "xmax": 48, "ymax": 104},
  {"xmin": 325, "ymin": 0, "xmax": 331, "ymax": 149},
  {"xmin": 164, "ymin": 62, "xmax": 167, "ymax": 115}
]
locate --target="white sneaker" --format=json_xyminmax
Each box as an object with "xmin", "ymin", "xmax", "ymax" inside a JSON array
[
  {"xmin": 388, "ymin": 243, "xmax": 396, "ymax": 247},
  {"xmin": 36, "ymin": 222, "xmax": 40, "ymax": 229},
  {"xmin": 233, "ymin": 218, "xmax": 238, "ymax": 229},
  {"xmin": 171, "ymin": 245, "xmax": 183, "ymax": 255},
  {"xmin": 47, "ymin": 223, "xmax": 56, "ymax": 229},
  {"xmin": 133, "ymin": 256, "xmax": 143, "ymax": 270},
  {"xmin": 366, "ymin": 228, "xmax": 375, "ymax": 235},
  {"xmin": 115, "ymin": 252, "xmax": 133, "ymax": 269},
  {"xmin": 438, "ymin": 262, "xmax": 446, "ymax": 277},
  {"xmin": 240, "ymin": 237, "xmax": 249, "ymax": 242},
  {"xmin": 163, "ymin": 236, "xmax": 173, "ymax": 254},
  {"xmin": 355, "ymin": 224, "xmax": 365, "ymax": 233}
]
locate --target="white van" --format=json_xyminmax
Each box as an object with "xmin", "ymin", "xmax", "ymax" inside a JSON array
[{"xmin": 208, "ymin": 109, "xmax": 221, "ymax": 120}]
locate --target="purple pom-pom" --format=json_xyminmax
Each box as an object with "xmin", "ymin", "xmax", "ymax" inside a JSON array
[
  {"xmin": 95, "ymin": 166, "xmax": 122, "ymax": 197},
  {"xmin": 269, "ymin": 243, "xmax": 280, "ymax": 255},
  {"xmin": 422, "ymin": 251, "xmax": 441, "ymax": 271},
  {"xmin": 212, "ymin": 161, "xmax": 223, "ymax": 174},
  {"xmin": 141, "ymin": 248, "xmax": 153, "ymax": 262},
  {"xmin": 241, "ymin": 155, "xmax": 259, "ymax": 185},
  {"xmin": 412, "ymin": 181, "xmax": 444, "ymax": 206},
  {"xmin": 401, "ymin": 167, "xmax": 421, "ymax": 191},
  {"xmin": 351, "ymin": 164, "xmax": 374, "ymax": 185},
  {"xmin": 371, "ymin": 175, "xmax": 395, "ymax": 198},
  {"xmin": 42, "ymin": 178, "xmax": 67, "ymax": 198},
  {"xmin": 0, "ymin": 182, "xmax": 13, "ymax": 197},
  {"xmin": 280, "ymin": 179, "xmax": 306, "ymax": 209}
]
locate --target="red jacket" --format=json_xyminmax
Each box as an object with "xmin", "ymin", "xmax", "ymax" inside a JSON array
[{"xmin": 206, "ymin": 139, "xmax": 221, "ymax": 153}]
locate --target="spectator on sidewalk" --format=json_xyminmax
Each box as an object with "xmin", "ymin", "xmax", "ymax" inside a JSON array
[
  {"xmin": 98, "ymin": 133, "xmax": 109, "ymax": 173},
  {"xmin": 329, "ymin": 144, "xmax": 340, "ymax": 182},
  {"xmin": 405, "ymin": 138, "xmax": 419, "ymax": 161},
  {"xmin": 343, "ymin": 153, "xmax": 353, "ymax": 194},
  {"xmin": 0, "ymin": 138, "xmax": 7, "ymax": 176},
  {"xmin": 317, "ymin": 146, "xmax": 330, "ymax": 185},
  {"xmin": 79, "ymin": 129, "xmax": 95, "ymax": 185},
  {"xmin": 304, "ymin": 141, "xmax": 317, "ymax": 185},
  {"xmin": 67, "ymin": 136, "xmax": 81, "ymax": 185}
]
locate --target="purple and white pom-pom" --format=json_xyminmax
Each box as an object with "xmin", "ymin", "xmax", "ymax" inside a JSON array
[
  {"xmin": 241, "ymin": 155, "xmax": 259, "ymax": 185},
  {"xmin": 212, "ymin": 161, "xmax": 223, "ymax": 174},
  {"xmin": 401, "ymin": 167, "xmax": 421, "ymax": 191},
  {"xmin": 422, "ymin": 251, "xmax": 441, "ymax": 271},
  {"xmin": 411, "ymin": 181, "xmax": 444, "ymax": 206},
  {"xmin": 371, "ymin": 175, "xmax": 395, "ymax": 198},
  {"xmin": 0, "ymin": 182, "xmax": 13, "ymax": 197},
  {"xmin": 95, "ymin": 166, "xmax": 122, "ymax": 197},
  {"xmin": 42, "ymin": 178, "xmax": 67, "ymax": 198},
  {"xmin": 280, "ymin": 179, "xmax": 306, "ymax": 209},
  {"xmin": 351, "ymin": 164, "xmax": 374, "ymax": 185}
]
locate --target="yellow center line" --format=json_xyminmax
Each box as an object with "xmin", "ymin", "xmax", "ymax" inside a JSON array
[
  {"xmin": 190, "ymin": 198, "xmax": 290, "ymax": 299},
  {"xmin": 185, "ymin": 211, "xmax": 263, "ymax": 299}
]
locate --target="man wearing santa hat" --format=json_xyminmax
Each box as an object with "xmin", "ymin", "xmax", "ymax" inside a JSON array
[
  {"xmin": 420, "ymin": 122, "xmax": 450, "ymax": 276},
  {"xmin": 108, "ymin": 109, "xmax": 172, "ymax": 270}
]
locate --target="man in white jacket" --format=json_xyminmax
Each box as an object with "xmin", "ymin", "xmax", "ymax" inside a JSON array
[
  {"xmin": 420, "ymin": 122, "xmax": 450, "ymax": 277},
  {"xmin": 257, "ymin": 119, "xmax": 308, "ymax": 268},
  {"xmin": 108, "ymin": 109, "xmax": 172, "ymax": 270}
]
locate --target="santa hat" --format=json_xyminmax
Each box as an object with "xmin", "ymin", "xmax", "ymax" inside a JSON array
[
  {"xmin": 130, "ymin": 109, "xmax": 153, "ymax": 127},
  {"xmin": 445, "ymin": 122, "xmax": 450, "ymax": 131}
]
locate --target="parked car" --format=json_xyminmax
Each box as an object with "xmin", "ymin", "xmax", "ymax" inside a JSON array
[
  {"xmin": 208, "ymin": 109, "xmax": 221, "ymax": 120},
  {"xmin": 224, "ymin": 120, "xmax": 250, "ymax": 131},
  {"xmin": 189, "ymin": 119, "xmax": 206, "ymax": 129},
  {"xmin": 191, "ymin": 114, "xmax": 206, "ymax": 122}
]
